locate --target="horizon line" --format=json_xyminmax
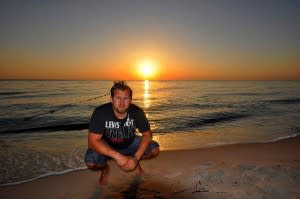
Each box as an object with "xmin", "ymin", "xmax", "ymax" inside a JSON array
[{"xmin": 0, "ymin": 79, "xmax": 299, "ymax": 81}]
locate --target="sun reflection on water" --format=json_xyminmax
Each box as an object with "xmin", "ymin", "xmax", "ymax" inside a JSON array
[{"xmin": 144, "ymin": 80, "xmax": 151, "ymax": 108}]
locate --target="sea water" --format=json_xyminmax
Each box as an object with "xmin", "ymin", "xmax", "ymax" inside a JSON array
[{"xmin": 0, "ymin": 80, "xmax": 299, "ymax": 185}]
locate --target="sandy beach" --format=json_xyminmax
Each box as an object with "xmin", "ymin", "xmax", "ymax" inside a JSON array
[{"xmin": 1, "ymin": 136, "xmax": 299, "ymax": 199}]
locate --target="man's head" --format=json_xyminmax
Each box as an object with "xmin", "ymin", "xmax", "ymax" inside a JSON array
[
  {"xmin": 110, "ymin": 81, "xmax": 132, "ymax": 98},
  {"xmin": 110, "ymin": 81, "xmax": 132, "ymax": 116}
]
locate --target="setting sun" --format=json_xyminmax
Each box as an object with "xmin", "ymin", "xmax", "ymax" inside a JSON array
[{"xmin": 137, "ymin": 59, "xmax": 157, "ymax": 79}]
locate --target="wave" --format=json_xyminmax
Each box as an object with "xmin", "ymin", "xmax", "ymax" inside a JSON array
[
  {"xmin": 0, "ymin": 92, "xmax": 27, "ymax": 96},
  {"xmin": 267, "ymin": 98, "xmax": 300, "ymax": 104},
  {"xmin": 4, "ymin": 92, "xmax": 72, "ymax": 99},
  {"xmin": 0, "ymin": 122, "xmax": 89, "ymax": 134},
  {"xmin": 219, "ymin": 92, "xmax": 281, "ymax": 96},
  {"xmin": 270, "ymin": 133, "xmax": 300, "ymax": 142},
  {"xmin": 0, "ymin": 111, "xmax": 248, "ymax": 134},
  {"xmin": 194, "ymin": 133, "xmax": 300, "ymax": 150},
  {"xmin": 148, "ymin": 102, "xmax": 223, "ymax": 112},
  {"xmin": 152, "ymin": 111, "xmax": 249, "ymax": 132},
  {"xmin": 183, "ymin": 112, "xmax": 248, "ymax": 129},
  {"xmin": 154, "ymin": 86, "xmax": 185, "ymax": 91}
]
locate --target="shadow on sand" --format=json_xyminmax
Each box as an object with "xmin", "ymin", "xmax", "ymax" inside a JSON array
[{"xmin": 90, "ymin": 174, "xmax": 198, "ymax": 199}]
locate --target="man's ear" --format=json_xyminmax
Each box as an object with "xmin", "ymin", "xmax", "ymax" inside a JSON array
[{"xmin": 110, "ymin": 96, "xmax": 113, "ymax": 102}]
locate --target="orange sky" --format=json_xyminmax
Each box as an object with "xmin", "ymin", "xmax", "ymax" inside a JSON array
[{"xmin": 0, "ymin": 1, "xmax": 299, "ymax": 80}]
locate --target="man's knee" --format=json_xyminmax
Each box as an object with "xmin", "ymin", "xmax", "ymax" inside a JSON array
[{"xmin": 151, "ymin": 147, "xmax": 160, "ymax": 158}]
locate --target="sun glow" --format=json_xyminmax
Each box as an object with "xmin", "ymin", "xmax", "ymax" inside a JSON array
[{"xmin": 137, "ymin": 59, "xmax": 156, "ymax": 79}]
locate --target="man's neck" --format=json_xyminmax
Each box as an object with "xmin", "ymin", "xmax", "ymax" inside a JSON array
[{"xmin": 113, "ymin": 110, "xmax": 127, "ymax": 120}]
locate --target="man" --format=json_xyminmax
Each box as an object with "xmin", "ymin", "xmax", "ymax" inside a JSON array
[{"xmin": 84, "ymin": 81, "xmax": 160, "ymax": 185}]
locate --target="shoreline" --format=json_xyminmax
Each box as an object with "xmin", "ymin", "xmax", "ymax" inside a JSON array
[
  {"xmin": 1, "ymin": 133, "xmax": 299, "ymax": 187},
  {"xmin": 1, "ymin": 135, "xmax": 300, "ymax": 198}
]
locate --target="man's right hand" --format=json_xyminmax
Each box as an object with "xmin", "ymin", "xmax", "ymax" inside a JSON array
[
  {"xmin": 115, "ymin": 154, "xmax": 138, "ymax": 172},
  {"xmin": 115, "ymin": 154, "xmax": 130, "ymax": 170}
]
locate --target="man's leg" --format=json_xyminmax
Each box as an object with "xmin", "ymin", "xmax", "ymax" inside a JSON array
[
  {"xmin": 135, "ymin": 163, "xmax": 144, "ymax": 176},
  {"xmin": 136, "ymin": 146, "xmax": 160, "ymax": 175},
  {"xmin": 141, "ymin": 146, "xmax": 160, "ymax": 160},
  {"xmin": 84, "ymin": 149, "xmax": 110, "ymax": 185}
]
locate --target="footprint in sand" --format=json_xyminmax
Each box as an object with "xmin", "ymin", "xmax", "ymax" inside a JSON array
[
  {"xmin": 231, "ymin": 180, "xmax": 240, "ymax": 187},
  {"xmin": 243, "ymin": 174, "xmax": 259, "ymax": 184},
  {"xmin": 257, "ymin": 166, "xmax": 280, "ymax": 179},
  {"xmin": 198, "ymin": 170, "xmax": 225, "ymax": 184},
  {"xmin": 235, "ymin": 164, "xmax": 256, "ymax": 173},
  {"xmin": 256, "ymin": 185, "xmax": 281, "ymax": 199}
]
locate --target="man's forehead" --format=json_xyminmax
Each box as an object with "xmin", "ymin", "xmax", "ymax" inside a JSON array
[{"xmin": 113, "ymin": 89, "xmax": 131, "ymax": 96}]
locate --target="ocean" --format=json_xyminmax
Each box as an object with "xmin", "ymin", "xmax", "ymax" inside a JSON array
[{"xmin": 0, "ymin": 80, "xmax": 299, "ymax": 185}]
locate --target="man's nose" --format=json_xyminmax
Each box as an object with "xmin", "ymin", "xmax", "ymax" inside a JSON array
[{"xmin": 120, "ymin": 98, "xmax": 126, "ymax": 104}]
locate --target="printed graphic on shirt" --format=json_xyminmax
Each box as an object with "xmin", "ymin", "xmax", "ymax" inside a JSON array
[{"xmin": 104, "ymin": 114, "xmax": 136, "ymax": 144}]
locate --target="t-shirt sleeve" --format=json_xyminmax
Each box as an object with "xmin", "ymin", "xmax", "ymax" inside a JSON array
[
  {"xmin": 136, "ymin": 108, "xmax": 151, "ymax": 133},
  {"xmin": 89, "ymin": 108, "xmax": 105, "ymax": 134}
]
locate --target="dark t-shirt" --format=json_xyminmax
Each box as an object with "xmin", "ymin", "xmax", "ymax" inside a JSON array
[{"xmin": 89, "ymin": 102, "xmax": 150, "ymax": 149}]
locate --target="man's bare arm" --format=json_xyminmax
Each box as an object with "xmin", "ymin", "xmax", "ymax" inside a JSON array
[{"xmin": 134, "ymin": 130, "xmax": 152, "ymax": 160}]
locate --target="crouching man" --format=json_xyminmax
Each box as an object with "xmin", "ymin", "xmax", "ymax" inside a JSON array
[{"xmin": 84, "ymin": 81, "xmax": 160, "ymax": 185}]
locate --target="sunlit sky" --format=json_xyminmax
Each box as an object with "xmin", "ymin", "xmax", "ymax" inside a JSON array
[{"xmin": 0, "ymin": 0, "xmax": 299, "ymax": 80}]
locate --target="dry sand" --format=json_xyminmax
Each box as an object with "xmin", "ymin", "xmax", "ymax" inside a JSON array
[{"xmin": 1, "ymin": 136, "xmax": 300, "ymax": 199}]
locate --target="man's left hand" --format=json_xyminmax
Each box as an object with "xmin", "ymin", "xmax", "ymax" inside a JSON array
[{"xmin": 120, "ymin": 156, "xmax": 139, "ymax": 172}]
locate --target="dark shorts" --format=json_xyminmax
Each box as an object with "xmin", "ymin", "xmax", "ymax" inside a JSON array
[{"xmin": 84, "ymin": 136, "xmax": 159, "ymax": 165}]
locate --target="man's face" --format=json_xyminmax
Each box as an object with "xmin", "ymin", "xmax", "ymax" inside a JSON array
[{"xmin": 111, "ymin": 89, "xmax": 132, "ymax": 115}]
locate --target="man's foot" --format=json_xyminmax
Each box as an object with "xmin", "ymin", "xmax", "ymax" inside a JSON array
[
  {"xmin": 135, "ymin": 163, "xmax": 144, "ymax": 176},
  {"xmin": 99, "ymin": 164, "xmax": 110, "ymax": 186}
]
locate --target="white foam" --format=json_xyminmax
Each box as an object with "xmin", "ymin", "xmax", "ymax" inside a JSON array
[
  {"xmin": 271, "ymin": 134, "xmax": 300, "ymax": 142},
  {"xmin": 0, "ymin": 167, "xmax": 86, "ymax": 187},
  {"xmin": 207, "ymin": 134, "xmax": 300, "ymax": 148}
]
